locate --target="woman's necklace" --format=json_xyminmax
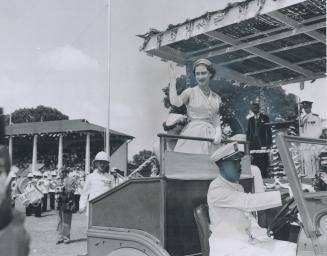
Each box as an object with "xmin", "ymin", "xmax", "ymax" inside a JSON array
[{"xmin": 200, "ymin": 86, "xmax": 210, "ymax": 97}]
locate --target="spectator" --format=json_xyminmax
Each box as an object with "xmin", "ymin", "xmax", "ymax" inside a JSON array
[
  {"xmin": 246, "ymin": 102, "xmax": 272, "ymax": 178},
  {"xmin": 56, "ymin": 168, "xmax": 76, "ymax": 244}
]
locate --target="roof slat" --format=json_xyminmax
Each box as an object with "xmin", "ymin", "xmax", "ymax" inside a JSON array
[
  {"xmin": 190, "ymin": 21, "xmax": 325, "ymax": 60},
  {"xmin": 141, "ymin": 0, "xmax": 326, "ymax": 86},
  {"xmin": 5, "ymin": 119, "xmax": 134, "ymax": 139},
  {"xmin": 142, "ymin": 0, "xmax": 307, "ymax": 52},
  {"xmin": 244, "ymin": 56, "xmax": 326, "ymax": 75},
  {"xmin": 205, "ymin": 30, "xmax": 315, "ymax": 77},
  {"xmin": 267, "ymin": 11, "xmax": 326, "ymax": 44}
]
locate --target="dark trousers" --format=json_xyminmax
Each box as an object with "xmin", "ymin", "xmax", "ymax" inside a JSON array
[
  {"xmin": 42, "ymin": 194, "xmax": 48, "ymax": 212},
  {"xmin": 57, "ymin": 209, "xmax": 73, "ymax": 241},
  {"xmin": 27, "ymin": 202, "xmax": 41, "ymax": 217},
  {"xmin": 25, "ymin": 204, "xmax": 33, "ymax": 216},
  {"xmin": 49, "ymin": 192, "xmax": 55, "ymax": 210},
  {"xmin": 74, "ymin": 194, "xmax": 80, "ymax": 212},
  {"xmin": 34, "ymin": 203, "xmax": 42, "ymax": 217},
  {"xmin": 252, "ymin": 153, "xmax": 269, "ymax": 178}
]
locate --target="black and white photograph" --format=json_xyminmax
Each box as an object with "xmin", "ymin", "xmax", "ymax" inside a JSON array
[{"xmin": 0, "ymin": 0, "xmax": 326, "ymax": 255}]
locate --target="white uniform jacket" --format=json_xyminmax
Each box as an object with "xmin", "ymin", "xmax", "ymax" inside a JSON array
[
  {"xmin": 207, "ymin": 175, "xmax": 296, "ymax": 256},
  {"xmin": 79, "ymin": 170, "xmax": 115, "ymax": 212},
  {"xmin": 38, "ymin": 178, "xmax": 49, "ymax": 194},
  {"xmin": 300, "ymin": 112, "xmax": 322, "ymax": 139}
]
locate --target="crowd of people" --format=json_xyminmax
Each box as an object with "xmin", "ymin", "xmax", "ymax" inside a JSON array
[{"xmin": 13, "ymin": 152, "xmax": 87, "ymax": 174}]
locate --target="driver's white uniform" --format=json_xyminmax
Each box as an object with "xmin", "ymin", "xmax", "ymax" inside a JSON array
[{"xmin": 207, "ymin": 175, "xmax": 296, "ymax": 256}]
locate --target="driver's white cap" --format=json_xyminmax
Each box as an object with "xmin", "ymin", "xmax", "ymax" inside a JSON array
[{"xmin": 211, "ymin": 142, "xmax": 244, "ymax": 162}]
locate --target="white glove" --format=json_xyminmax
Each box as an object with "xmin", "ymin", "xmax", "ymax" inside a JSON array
[
  {"xmin": 79, "ymin": 207, "xmax": 86, "ymax": 214},
  {"xmin": 212, "ymin": 126, "xmax": 222, "ymax": 144}
]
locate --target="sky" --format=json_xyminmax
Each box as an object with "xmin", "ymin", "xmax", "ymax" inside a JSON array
[{"xmin": 1, "ymin": 0, "xmax": 326, "ymax": 158}]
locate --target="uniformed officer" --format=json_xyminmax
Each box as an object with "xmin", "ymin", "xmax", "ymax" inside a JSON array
[
  {"xmin": 299, "ymin": 101, "xmax": 322, "ymax": 178},
  {"xmin": 49, "ymin": 171, "xmax": 57, "ymax": 210},
  {"xmin": 207, "ymin": 142, "xmax": 296, "ymax": 256},
  {"xmin": 300, "ymin": 101, "xmax": 322, "ymax": 138},
  {"xmin": 25, "ymin": 173, "xmax": 34, "ymax": 216},
  {"xmin": 79, "ymin": 151, "xmax": 115, "ymax": 215}
]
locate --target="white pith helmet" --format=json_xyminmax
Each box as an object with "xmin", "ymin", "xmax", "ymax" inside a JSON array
[{"xmin": 93, "ymin": 151, "xmax": 110, "ymax": 164}]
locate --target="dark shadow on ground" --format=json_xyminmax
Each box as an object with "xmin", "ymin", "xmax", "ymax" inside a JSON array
[{"xmin": 67, "ymin": 238, "xmax": 87, "ymax": 244}]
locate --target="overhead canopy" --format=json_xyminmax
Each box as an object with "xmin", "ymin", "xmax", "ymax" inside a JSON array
[
  {"xmin": 140, "ymin": 0, "xmax": 326, "ymax": 87},
  {"xmin": 5, "ymin": 119, "xmax": 134, "ymax": 140}
]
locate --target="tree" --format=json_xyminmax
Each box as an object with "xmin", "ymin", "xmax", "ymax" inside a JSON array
[
  {"xmin": 5, "ymin": 105, "xmax": 69, "ymax": 124},
  {"xmin": 128, "ymin": 150, "xmax": 157, "ymax": 176},
  {"xmin": 163, "ymin": 76, "xmax": 298, "ymax": 135}
]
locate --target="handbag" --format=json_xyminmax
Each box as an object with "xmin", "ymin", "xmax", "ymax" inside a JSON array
[{"xmin": 61, "ymin": 191, "xmax": 77, "ymax": 213}]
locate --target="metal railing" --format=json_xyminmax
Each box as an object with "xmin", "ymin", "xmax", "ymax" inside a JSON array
[{"xmin": 127, "ymin": 155, "xmax": 157, "ymax": 179}]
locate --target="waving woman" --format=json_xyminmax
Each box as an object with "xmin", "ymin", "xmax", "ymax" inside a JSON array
[{"xmin": 169, "ymin": 59, "xmax": 222, "ymax": 154}]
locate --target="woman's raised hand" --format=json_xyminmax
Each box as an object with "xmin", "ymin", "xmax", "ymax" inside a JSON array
[
  {"xmin": 213, "ymin": 126, "xmax": 222, "ymax": 144},
  {"xmin": 169, "ymin": 62, "xmax": 177, "ymax": 80}
]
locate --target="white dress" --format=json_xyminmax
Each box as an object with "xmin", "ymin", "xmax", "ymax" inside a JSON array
[{"xmin": 171, "ymin": 86, "xmax": 221, "ymax": 154}]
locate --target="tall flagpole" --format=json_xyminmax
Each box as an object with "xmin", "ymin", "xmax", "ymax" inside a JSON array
[{"xmin": 105, "ymin": 0, "xmax": 111, "ymax": 158}]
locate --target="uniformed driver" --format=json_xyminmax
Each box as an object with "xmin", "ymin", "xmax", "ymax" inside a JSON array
[{"xmin": 207, "ymin": 142, "xmax": 296, "ymax": 256}]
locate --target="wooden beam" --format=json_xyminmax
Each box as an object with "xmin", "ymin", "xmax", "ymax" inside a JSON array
[
  {"xmin": 244, "ymin": 56, "xmax": 327, "ymax": 76},
  {"xmin": 190, "ymin": 21, "xmax": 325, "ymax": 61},
  {"xmin": 142, "ymin": 0, "xmax": 307, "ymax": 52},
  {"xmin": 186, "ymin": 14, "xmax": 325, "ymax": 58},
  {"xmin": 147, "ymin": 47, "xmax": 186, "ymax": 65},
  {"xmin": 204, "ymin": 30, "xmax": 316, "ymax": 77},
  {"xmin": 220, "ymin": 39, "xmax": 319, "ymax": 66},
  {"xmin": 212, "ymin": 64, "xmax": 266, "ymax": 86},
  {"xmin": 265, "ymin": 73, "xmax": 326, "ymax": 88},
  {"xmin": 267, "ymin": 11, "xmax": 326, "ymax": 44}
]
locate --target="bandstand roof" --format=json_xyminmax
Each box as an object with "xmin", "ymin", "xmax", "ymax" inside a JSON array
[
  {"xmin": 5, "ymin": 119, "xmax": 134, "ymax": 140},
  {"xmin": 139, "ymin": 0, "xmax": 326, "ymax": 87}
]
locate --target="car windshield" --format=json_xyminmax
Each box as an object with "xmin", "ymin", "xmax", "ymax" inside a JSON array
[{"xmin": 284, "ymin": 139, "xmax": 327, "ymax": 192}]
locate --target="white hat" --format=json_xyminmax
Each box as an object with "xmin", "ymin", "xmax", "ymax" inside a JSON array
[
  {"xmin": 230, "ymin": 134, "xmax": 247, "ymax": 152},
  {"xmin": 27, "ymin": 173, "xmax": 34, "ymax": 178},
  {"xmin": 230, "ymin": 134, "xmax": 246, "ymax": 142},
  {"xmin": 165, "ymin": 113, "xmax": 186, "ymax": 126},
  {"xmin": 33, "ymin": 171, "xmax": 42, "ymax": 177},
  {"xmin": 93, "ymin": 151, "xmax": 110, "ymax": 163},
  {"xmin": 211, "ymin": 142, "xmax": 244, "ymax": 162}
]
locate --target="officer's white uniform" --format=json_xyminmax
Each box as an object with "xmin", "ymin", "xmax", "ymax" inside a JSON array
[
  {"xmin": 207, "ymin": 143, "xmax": 296, "ymax": 256},
  {"xmin": 79, "ymin": 169, "xmax": 114, "ymax": 215},
  {"xmin": 300, "ymin": 112, "xmax": 322, "ymax": 139},
  {"xmin": 300, "ymin": 112, "xmax": 322, "ymax": 178}
]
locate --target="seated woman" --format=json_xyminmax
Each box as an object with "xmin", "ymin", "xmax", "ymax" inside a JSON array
[
  {"xmin": 162, "ymin": 113, "xmax": 188, "ymax": 151},
  {"xmin": 169, "ymin": 59, "xmax": 222, "ymax": 154}
]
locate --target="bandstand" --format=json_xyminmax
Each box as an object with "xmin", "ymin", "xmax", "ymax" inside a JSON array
[{"xmin": 4, "ymin": 119, "xmax": 134, "ymax": 174}]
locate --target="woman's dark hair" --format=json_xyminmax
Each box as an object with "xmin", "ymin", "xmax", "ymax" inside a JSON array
[
  {"xmin": 193, "ymin": 63, "xmax": 216, "ymax": 79},
  {"xmin": 162, "ymin": 118, "xmax": 188, "ymax": 131}
]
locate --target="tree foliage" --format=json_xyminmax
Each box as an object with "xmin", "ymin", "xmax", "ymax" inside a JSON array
[
  {"xmin": 128, "ymin": 149, "xmax": 157, "ymax": 176},
  {"xmin": 5, "ymin": 105, "xmax": 69, "ymax": 124},
  {"xmin": 163, "ymin": 75, "xmax": 298, "ymax": 134}
]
